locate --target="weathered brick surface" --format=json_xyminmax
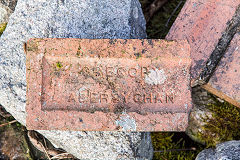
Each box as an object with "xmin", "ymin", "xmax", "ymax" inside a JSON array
[
  {"xmin": 203, "ymin": 33, "xmax": 240, "ymax": 108},
  {"xmin": 26, "ymin": 38, "xmax": 192, "ymax": 131},
  {"xmin": 166, "ymin": 0, "xmax": 240, "ymax": 82}
]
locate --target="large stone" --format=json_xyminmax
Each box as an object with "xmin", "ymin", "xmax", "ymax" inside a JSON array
[
  {"xmin": 196, "ymin": 140, "xmax": 240, "ymax": 160},
  {"xmin": 0, "ymin": 0, "xmax": 153, "ymax": 159}
]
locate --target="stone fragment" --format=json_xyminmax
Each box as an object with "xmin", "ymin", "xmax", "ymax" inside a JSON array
[
  {"xmin": 166, "ymin": 0, "xmax": 240, "ymax": 83},
  {"xmin": 202, "ymin": 33, "xmax": 240, "ymax": 108},
  {"xmin": 0, "ymin": 3, "xmax": 12, "ymax": 24},
  {"xmin": 0, "ymin": 0, "xmax": 18, "ymax": 11},
  {"xmin": 185, "ymin": 86, "xmax": 216, "ymax": 144},
  {"xmin": 195, "ymin": 148, "xmax": 216, "ymax": 160},
  {"xmin": 0, "ymin": 124, "xmax": 31, "ymax": 159},
  {"xmin": 196, "ymin": 140, "xmax": 240, "ymax": 160},
  {"xmin": 26, "ymin": 38, "xmax": 192, "ymax": 131},
  {"xmin": 0, "ymin": 0, "xmax": 154, "ymax": 159}
]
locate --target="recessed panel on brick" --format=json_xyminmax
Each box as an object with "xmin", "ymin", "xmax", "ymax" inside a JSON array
[{"xmin": 26, "ymin": 38, "xmax": 192, "ymax": 131}]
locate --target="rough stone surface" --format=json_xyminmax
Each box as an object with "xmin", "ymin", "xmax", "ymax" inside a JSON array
[
  {"xmin": 0, "ymin": 0, "xmax": 153, "ymax": 159},
  {"xmin": 0, "ymin": 125, "xmax": 30, "ymax": 159},
  {"xmin": 203, "ymin": 32, "xmax": 240, "ymax": 108},
  {"xmin": 26, "ymin": 39, "xmax": 191, "ymax": 131},
  {"xmin": 195, "ymin": 148, "xmax": 216, "ymax": 160},
  {"xmin": 166, "ymin": 0, "xmax": 240, "ymax": 82},
  {"xmin": 0, "ymin": 3, "xmax": 12, "ymax": 24},
  {"xmin": 186, "ymin": 86, "xmax": 215, "ymax": 144},
  {"xmin": 196, "ymin": 140, "xmax": 240, "ymax": 160},
  {"xmin": 0, "ymin": 0, "xmax": 18, "ymax": 11}
]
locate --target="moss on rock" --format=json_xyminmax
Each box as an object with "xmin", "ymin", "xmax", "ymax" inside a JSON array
[{"xmin": 197, "ymin": 97, "xmax": 240, "ymax": 147}]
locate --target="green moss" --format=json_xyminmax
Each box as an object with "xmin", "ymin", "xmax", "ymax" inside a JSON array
[
  {"xmin": 135, "ymin": 52, "xmax": 142, "ymax": 59},
  {"xmin": 151, "ymin": 91, "xmax": 240, "ymax": 159},
  {"xmin": 151, "ymin": 132, "xmax": 204, "ymax": 160},
  {"xmin": 76, "ymin": 46, "xmax": 84, "ymax": 57},
  {"xmin": 197, "ymin": 97, "xmax": 240, "ymax": 147},
  {"xmin": 121, "ymin": 50, "xmax": 126, "ymax": 54},
  {"xmin": 56, "ymin": 61, "xmax": 63, "ymax": 68},
  {"xmin": 0, "ymin": 23, "xmax": 7, "ymax": 36}
]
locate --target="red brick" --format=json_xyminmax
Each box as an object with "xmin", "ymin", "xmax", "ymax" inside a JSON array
[
  {"xmin": 202, "ymin": 33, "xmax": 240, "ymax": 108},
  {"xmin": 166, "ymin": 0, "xmax": 239, "ymax": 83},
  {"xmin": 26, "ymin": 38, "xmax": 192, "ymax": 131}
]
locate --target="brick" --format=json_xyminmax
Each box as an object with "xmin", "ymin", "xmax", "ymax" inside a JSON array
[
  {"xmin": 202, "ymin": 33, "xmax": 240, "ymax": 108},
  {"xmin": 166, "ymin": 0, "xmax": 239, "ymax": 83},
  {"xmin": 26, "ymin": 38, "xmax": 192, "ymax": 131}
]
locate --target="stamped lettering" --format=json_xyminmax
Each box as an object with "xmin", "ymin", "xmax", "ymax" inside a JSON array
[{"xmin": 26, "ymin": 39, "xmax": 192, "ymax": 131}]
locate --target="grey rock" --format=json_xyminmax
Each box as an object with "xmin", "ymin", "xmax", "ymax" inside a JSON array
[
  {"xmin": 0, "ymin": 3, "xmax": 12, "ymax": 24},
  {"xmin": 215, "ymin": 141, "xmax": 240, "ymax": 160},
  {"xmin": 196, "ymin": 140, "xmax": 240, "ymax": 160},
  {"xmin": 0, "ymin": 0, "xmax": 152, "ymax": 159},
  {"xmin": 186, "ymin": 86, "xmax": 216, "ymax": 144},
  {"xmin": 195, "ymin": 148, "xmax": 216, "ymax": 160}
]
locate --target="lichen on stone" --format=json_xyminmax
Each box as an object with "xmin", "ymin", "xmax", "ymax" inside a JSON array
[
  {"xmin": 56, "ymin": 61, "xmax": 63, "ymax": 69},
  {"xmin": 0, "ymin": 23, "xmax": 7, "ymax": 36},
  {"xmin": 144, "ymin": 68, "xmax": 167, "ymax": 85}
]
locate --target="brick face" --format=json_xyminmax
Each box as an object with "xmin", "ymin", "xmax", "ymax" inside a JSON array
[
  {"xmin": 166, "ymin": 0, "xmax": 239, "ymax": 82},
  {"xmin": 26, "ymin": 38, "xmax": 192, "ymax": 131}
]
